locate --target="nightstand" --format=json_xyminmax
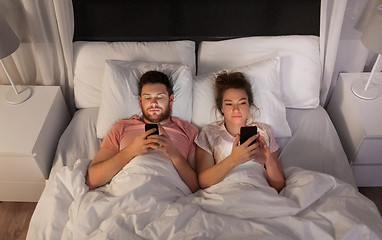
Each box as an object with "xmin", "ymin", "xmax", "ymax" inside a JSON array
[
  {"xmin": 327, "ymin": 73, "xmax": 382, "ymax": 187},
  {"xmin": 0, "ymin": 86, "xmax": 71, "ymax": 201}
]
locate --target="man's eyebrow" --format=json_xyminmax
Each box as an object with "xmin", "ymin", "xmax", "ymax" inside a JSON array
[{"xmin": 141, "ymin": 92, "xmax": 166, "ymax": 96}]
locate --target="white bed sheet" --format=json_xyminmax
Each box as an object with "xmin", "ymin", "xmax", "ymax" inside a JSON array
[
  {"xmin": 29, "ymin": 153, "xmax": 382, "ymax": 239},
  {"xmin": 27, "ymin": 107, "xmax": 382, "ymax": 239},
  {"xmin": 50, "ymin": 106, "xmax": 356, "ymax": 187}
]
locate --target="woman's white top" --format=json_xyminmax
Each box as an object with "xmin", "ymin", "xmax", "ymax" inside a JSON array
[{"xmin": 195, "ymin": 121, "xmax": 279, "ymax": 164}]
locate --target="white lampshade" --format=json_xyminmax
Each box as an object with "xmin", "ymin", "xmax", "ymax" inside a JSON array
[
  {"xmin": 352, "ymin": 4, "xmax": 382, "ymax": 100},
  {"xmin": 361, "ymin": 4, "xmax": 382, "ymax": 54},
  {"xmin": 0, "ymin": 15, "xmax": 31, "ymax": 104},
  {"xmin": 0, "ymin": 15, "xmax": 20, "ymax": 59}
]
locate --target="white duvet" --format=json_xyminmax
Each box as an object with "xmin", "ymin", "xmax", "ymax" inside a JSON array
[{"xmin": 28, "ymin": 151, "xmax": 382, "ymax": 240}]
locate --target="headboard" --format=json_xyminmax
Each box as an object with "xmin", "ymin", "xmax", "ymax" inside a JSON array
[
  {"xmin": 71, "ymin": 0, "xmax": 323, "ymax": 138},
  {"xmin": 72, "ymin": 0, "xmax": 320, "ymax": 42}
]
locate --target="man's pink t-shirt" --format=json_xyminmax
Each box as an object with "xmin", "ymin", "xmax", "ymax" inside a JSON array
[{"xmin": 100, "ymin": 115, "xmax": 199, "ymax": 159}]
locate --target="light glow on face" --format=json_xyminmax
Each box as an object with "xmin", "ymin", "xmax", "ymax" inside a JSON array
[
  {"xmin": 221, "ymin": 88, "xmax": 250, "ymax": 127},
  {"xmin": 139, "ymin": 83, "xmax": 173, "ymax": 123}
]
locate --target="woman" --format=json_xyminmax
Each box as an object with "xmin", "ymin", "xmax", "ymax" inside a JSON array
[{"xmin": 195, "ymin": 72, "xmax": 285, "ymax": 192}]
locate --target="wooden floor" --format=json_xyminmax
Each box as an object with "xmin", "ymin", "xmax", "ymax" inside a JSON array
[
  {"xmin": 359, "ymin": 187, "xmax": 382, "ymax": 216},
  {"xmin": 0, "ymin": 202, "xmax": 36, "ymax": 240},
  {"xmin": 0, "ymin": 187, "xmax": 381, "ymax": 240}
]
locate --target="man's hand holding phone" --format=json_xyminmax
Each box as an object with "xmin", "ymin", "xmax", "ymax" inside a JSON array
[
  {"xmin": 145, "ymin": 123, "xmax": 184, "ymax": 161},
  {"xmin": 145, "ymin": 123, "xmax": 159, "ymax": 136}
]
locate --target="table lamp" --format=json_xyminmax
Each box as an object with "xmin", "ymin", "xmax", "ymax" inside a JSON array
[
  {"xmin": 0, "ymin": 15, "xmax": 31, "ymax": 104},
  {"xmin": 352, "ymin": 4, "xmax": 382, "ymax": 100}
]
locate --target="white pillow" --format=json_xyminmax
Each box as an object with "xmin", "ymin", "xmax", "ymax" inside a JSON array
[
  {"xmin": 73, "ymin": 41, "xmax": 196, "ymax": 108},
  {"xmin": 197, "ymin": 36, "xmax": 321, "ymax": 109},
  {"xmin": 97, "ymin": 60, "xmax": 193, "ymax": 139},
  {"xmin": 192, "ymin": 57, "xmax": 291, "ymax": 138}
]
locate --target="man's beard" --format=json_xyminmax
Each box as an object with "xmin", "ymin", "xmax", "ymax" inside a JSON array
[{"xmin": 141, "ymin": 103, "xmax": 172, "ymax": 123}]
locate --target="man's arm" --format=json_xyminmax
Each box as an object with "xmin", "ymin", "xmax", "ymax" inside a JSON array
[
  {"xmin": 86, "ymin": 148, "xmax": 132, "ymax": 190},
  {"xmin": 169, "ymin": 152, "xmax": 200, "ymax": 192},
  {"xmin": 148, "ymin": 124, "xmax": 200, "ymax": 192},
  {"xmin": 86, "ymin": 129, "xmax": 157, "ymax": 190}
]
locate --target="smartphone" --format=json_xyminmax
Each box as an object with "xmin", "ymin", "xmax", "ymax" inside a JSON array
[
  {"xmin": 240, "ymin": 126, "xmax": 258, "ymax": 146},
  {"xmin": 145, "ymin": 123, "xmax": 159, "ymax": 136}
]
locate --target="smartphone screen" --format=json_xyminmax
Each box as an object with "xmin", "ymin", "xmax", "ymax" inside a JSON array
[
  {"xmin": 145, "ymin": 123, "xmax": 159, "ymax": 136},
  {"xmin": 240, "ymin": 126, "xmax": 258, "ymax": 146}
]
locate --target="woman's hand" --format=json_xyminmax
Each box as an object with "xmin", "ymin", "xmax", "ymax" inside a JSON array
[
  {"xmin": 252, "ymin": 135, "xmax": 272, "ymax": 165},
  {"xmin": 228, "ymin": 133, "xmax": 259, "ymax": 165}
]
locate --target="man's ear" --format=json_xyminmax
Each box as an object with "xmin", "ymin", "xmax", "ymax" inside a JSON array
[
  {"xmin": 169, "ymin": 94, "xmax": 174, "ymax": 105},
  {"xmin": 138, "ymin": 95, "xmax": 142, "ymax": 104}
]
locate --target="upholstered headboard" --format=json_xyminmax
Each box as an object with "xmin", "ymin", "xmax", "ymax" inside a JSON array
[{"xmin": 72, "ymin": 0, "xmax": 320, "ymax": 42}]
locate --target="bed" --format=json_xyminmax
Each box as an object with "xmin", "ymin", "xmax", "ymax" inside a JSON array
[{"xmin": 27, "ymin": 1, "xmax": 382, "ymax": 239}]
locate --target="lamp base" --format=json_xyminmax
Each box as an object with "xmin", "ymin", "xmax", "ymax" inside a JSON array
[
  {"xmin": 351, "ymin": 81, "xmax": 379, "ymax": 100},
  {"xmin": 6, "ymin": 87, "xmax": 32, "ymax": 104}
]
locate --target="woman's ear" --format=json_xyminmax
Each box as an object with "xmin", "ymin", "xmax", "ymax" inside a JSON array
[{"xmin": 220, "ymin": 107, "xmax": 224, "ymax": 115}]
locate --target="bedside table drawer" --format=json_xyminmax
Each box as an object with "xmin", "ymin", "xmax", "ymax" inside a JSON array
[
  {"xmin": 351, "ymin": 164, "xmax": 382, "ymax": 187},
  {"xmin": 0, "ymin": 155, "xmax": 45, "ymax": 182},
  {"xmin": 0, "ymin": 181, "xmax": 45, "ymax": 202},
  {"xmin": 354, "ymin": 138, "xmax": 382, "ymax": 164},
  {"xmin": 0, "ymin": 155, "xmax": 46, "ymax": 201}
]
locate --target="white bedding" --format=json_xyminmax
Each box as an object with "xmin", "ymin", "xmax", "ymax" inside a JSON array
[
  {"xmin": 28, "ymin": 151, "xmax": 382, "ymax": 239},
  {"xmin": 27, "ymin": 107, "xmax": 382, "ymax": 239},
  {"xmin": 49, "ymin": 106, "xmax": 356, "ymax": 187}
]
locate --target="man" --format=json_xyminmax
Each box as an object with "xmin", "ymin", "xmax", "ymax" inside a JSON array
[{"xmin": 86, "ymin": 70, "xmax": 199, "ymax": 192}]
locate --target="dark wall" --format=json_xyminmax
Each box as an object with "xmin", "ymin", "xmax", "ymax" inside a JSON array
[{"xmin": 72, "ymin": 0, "xmax": 320, "ymax": 42}]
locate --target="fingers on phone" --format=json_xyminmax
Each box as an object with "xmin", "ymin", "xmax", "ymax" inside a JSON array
[
  {"xmin": 145, "ymin": 128, "xmax": 157, "ymax": 138},
  {"xmin": 246, "ymin": 133, "xmax": 258, "ymax": 146},
  {"xmin": 157, "ymin": 123, "xmax": 168, "ymax": 136}
]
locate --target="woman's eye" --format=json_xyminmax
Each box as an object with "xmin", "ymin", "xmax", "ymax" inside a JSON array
[
  {"xmin": 240, "ymin": 101, "xmax": 248, "ymax": 105},
  {"xmin": 225, "ymin": 103, "xmax": 232, "ymax": 106}
]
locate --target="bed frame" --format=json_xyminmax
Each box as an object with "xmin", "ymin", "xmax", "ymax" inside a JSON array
[
  {"xmin": 72, "ymin": 0, "xmax": 320, "ymax": 43},
  {"xmin": 29, "ymin": 2, "xmax": 382, "ymax": 239}
]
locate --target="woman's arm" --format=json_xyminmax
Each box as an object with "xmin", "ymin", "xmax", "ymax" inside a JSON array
[
  {"xmin": 196, "ymin": 146, "xmax": 237, "ymax": 189},
  {"xmin": 257, "ymin": 137, "xmax": 285, "ymax": 192},
  {"xmin": 265, "ymin": 152, "xmax": 285, "ymax": 192},
  {"xmin": 196, "ymin": 134, "xmax": 258, "ymax": 189}
]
